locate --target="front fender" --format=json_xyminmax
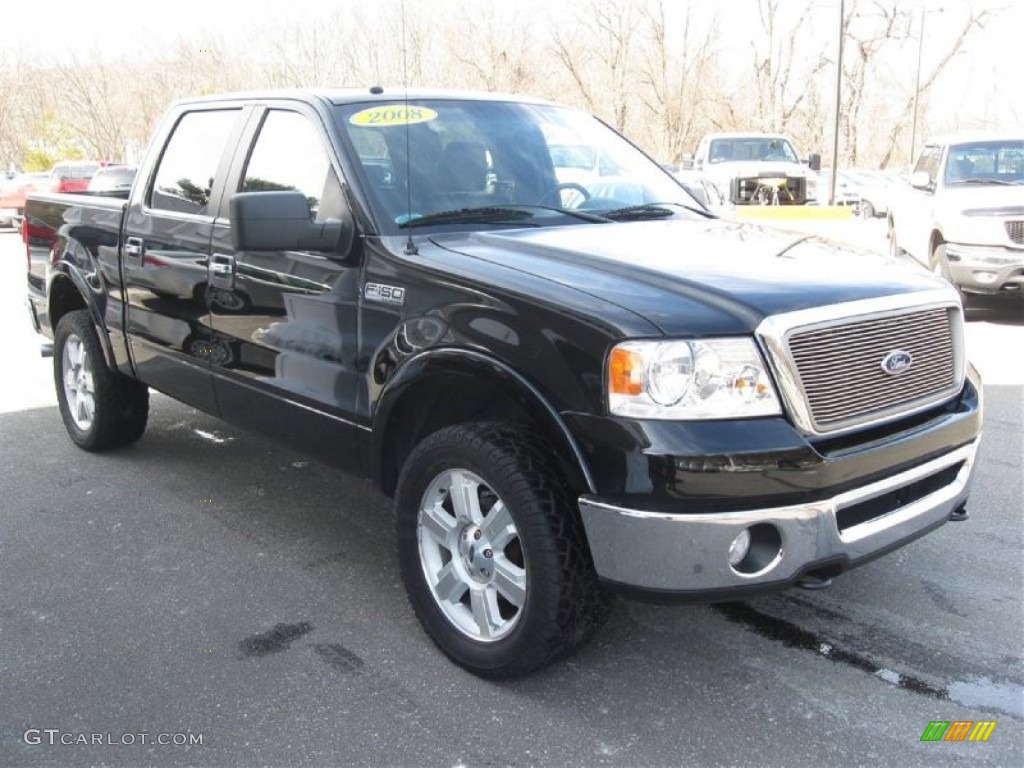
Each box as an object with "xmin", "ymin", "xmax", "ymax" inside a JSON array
[{"xmin": 370, "ymin": 347, "xmax": 597, "ymax": 495}]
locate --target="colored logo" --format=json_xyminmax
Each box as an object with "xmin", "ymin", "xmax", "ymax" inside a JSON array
[
  {"xmin": 881, "ymin": 349, "xmax": 914, "ymax": 375},
  {"xmin": 920, "ymin": 720, "xmax": 997, "ymax": 742}
]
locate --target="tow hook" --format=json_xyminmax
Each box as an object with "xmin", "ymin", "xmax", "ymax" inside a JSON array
[
  {"xmin": 796, "ymin": 573, "xmax": 833, "ymax": 590},
  {"xmin": 949, "ymin": 505, "xmax": 969, "ymax": 522}
]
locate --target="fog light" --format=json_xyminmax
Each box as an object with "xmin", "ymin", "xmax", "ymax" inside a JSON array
[
  {"xmin": 972, "ymin": 271, "xmax": 998, "ymax": 284},
  {"xmin": 728, "ymin": 528, "xmax": 752, "ymax": 567}
]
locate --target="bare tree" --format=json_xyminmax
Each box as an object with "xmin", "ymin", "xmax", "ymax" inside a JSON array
[
  {"xmin": 635, "ymin": 1, "xmax": 721, "ymax": 163},
  {"xmin": 551, "ymin": 0, "xmax": 643, "ymax": 132},
  {"xmin": 877, "ymin": 6, "xmax": 991, "ymax": 168}
]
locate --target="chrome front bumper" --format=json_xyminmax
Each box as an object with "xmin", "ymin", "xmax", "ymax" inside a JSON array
[
  {"xmin": 579, "ymin": 440, "xmax": 979, "ymax": 596},
  {"xmin": 946, "ymin": 243, "xmax": 1024, "ymax": 293}
]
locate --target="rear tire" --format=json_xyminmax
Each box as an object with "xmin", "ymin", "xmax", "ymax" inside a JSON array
[
  {"xmin": 395, "ymin": 422, "xmax": 609, "ymax": 678},
  {"xmin": 54, "ymin": 310, "xmax": 149, "ymax": 451}
]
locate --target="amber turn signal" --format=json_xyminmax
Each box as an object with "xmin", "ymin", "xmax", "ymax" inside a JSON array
[{"xmin": 608, "ymin": 347, "xmax": 644, "ymax": 396}]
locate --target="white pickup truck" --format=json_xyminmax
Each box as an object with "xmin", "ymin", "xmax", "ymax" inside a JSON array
[
  {"xmin": 687, "ymin": 133, "xmax": 821, "ymax": 205},
  {"xmin": 888, "ymin": 133, "xmax": 1024, "ymax": 300}
]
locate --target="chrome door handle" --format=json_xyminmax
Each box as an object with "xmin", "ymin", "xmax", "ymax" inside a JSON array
[{"xmin": 124, "ymin": 237, "xmax": 143, "ymax": 257}]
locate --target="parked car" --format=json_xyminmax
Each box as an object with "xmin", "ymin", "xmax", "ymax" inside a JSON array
[
  {"xmin": 0, "ymin": 172, "xmax": 50, "ymax": 226},
  {"xmin": 810, "ymin": 169, "xmax": 862, "ymax": 209},
  {"xmin": 25, "ymin": 88, "xmax": 981, "ymax": 678},
  {"xmin": 888, "ymin": 133, "xmax": 1024, "ymax": 300},
  {"xmin": 843, "ymin": 169, "xmax": 901, "ymax": 218},
  {"xmin": 48, "ymin": 161, "xmax": 103, "ymax": 193},
  {"xmin": 87, "ymin": 165, "xmax": 137, "ymax": 194}
]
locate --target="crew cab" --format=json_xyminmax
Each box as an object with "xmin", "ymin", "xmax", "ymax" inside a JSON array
[
  {"xmin": 889, "ymin": 133, "xmax": 1024, "ymax": 299},
  {"xmin": 687, "ymin": 132, "xmax": 821, "ymax": 205},
  {"xmin": 25, "ymin": 89, "xmax": 982, "ymax": 678}
]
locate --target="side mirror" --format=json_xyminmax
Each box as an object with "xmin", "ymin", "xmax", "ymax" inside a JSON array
[
  {"xmin": 230, "ymin": 191, "xmax": 346, "ymax": 253},
  {"xmin": 807, "ymin": 153, "xmax": 822, "ymax": 172},
  {"xmin": 909, "ymin": 171, "xmax": 932, "ymax": 190}
]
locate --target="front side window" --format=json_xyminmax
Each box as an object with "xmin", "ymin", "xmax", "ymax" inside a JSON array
[
  {"xmin": 913, "ymin": 146, "xmax": 942, "ymax": 181},
  {"xmin": 242, "ymin": 110, "xmax": 342, "ymax": 221},
  {"xmin": 335, "ymin": 99, "xmax": 701, "ymax": 232},
  {"xmin": 150, "ymin": 109, "xmax": 240, "ymax": 215}
]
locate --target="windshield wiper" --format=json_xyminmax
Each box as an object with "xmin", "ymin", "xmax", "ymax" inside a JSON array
[
  {"xmin": 505, "ymin": 204, "xmax": 611, "ymax": 223},
  {"xmin": 952, "ymin": 178, "xmax": 1015, "ymax": 185},
  {"xmin": 602, "ymin": 202, "xmax": 714, "ymax": 221},
  {"xmin": 398, "ymin": 207, "xmax": 536, "ymax": 228}
]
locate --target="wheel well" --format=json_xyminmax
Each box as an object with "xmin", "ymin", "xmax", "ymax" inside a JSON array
[
  {"xmin": 48, "ymin": 275, "xmax": 87, "ymax": 331},
  {"xmin": 376, "ymin": 371, "xmax": 589, "ymax": 499}
]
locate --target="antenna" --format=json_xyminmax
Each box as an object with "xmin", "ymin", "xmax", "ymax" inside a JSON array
[{"xmin": 401, "ymin": 0, "xmax": 418, "ymax": 255}]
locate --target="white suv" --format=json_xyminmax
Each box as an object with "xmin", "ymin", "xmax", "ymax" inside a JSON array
[{"xmin": 888, "ymin": 133, "xmax": 1024, "ymax": 300}]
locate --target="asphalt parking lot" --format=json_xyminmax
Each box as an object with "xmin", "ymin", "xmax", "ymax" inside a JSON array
[{"xmin": 0, "ymin": 225, "xmax": 1021, "ymax": 767}]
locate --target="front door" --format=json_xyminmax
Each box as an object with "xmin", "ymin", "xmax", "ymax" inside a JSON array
[{"xmin": 207, "ymin": 106, "xmax": 366, "ymax": 473}]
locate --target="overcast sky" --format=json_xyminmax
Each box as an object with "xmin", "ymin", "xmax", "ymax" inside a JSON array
[{"xmin": 4, "ymin": 0, "xmax": 1020, "ymax": 131}]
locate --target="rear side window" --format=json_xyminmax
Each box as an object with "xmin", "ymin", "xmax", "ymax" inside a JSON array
[
  {"xmin": 241, "ymin": 110, "xmax": 342, "ymax": 221},
  {"xmin": 150, "ymin": 109, "xmax": 239, "ymax": 215}
]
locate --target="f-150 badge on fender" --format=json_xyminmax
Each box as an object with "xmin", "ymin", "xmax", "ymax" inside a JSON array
[
  {"xmin": 881, "ymin": 350, "xmax": 913, "ymax": 375},
  {"xmin": 365, "ymin": 283, "xmax": 406, "ymax": 306}
]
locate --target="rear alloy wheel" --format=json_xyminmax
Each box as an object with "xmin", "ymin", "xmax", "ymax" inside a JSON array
[
  {"xmin": 395, "ymin": 422, "xmax": 608, "ymax": 678},
  {"xmin": 860, "ymin": 200, "xmax": 876, "ymax": 219},
  {"xmin": 55, "ymin": 310, "xmax": 149, "ymax": 451}
]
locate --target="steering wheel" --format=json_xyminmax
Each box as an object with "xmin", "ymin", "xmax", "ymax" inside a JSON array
[{"xmin": 540, "ymin": 182, "xmax": 591, "ymax": 208}]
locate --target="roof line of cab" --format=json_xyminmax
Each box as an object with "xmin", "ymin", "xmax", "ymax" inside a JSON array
[{"xmin": 172, "ymin": 87, "xmax": 561, "ymax": 109}]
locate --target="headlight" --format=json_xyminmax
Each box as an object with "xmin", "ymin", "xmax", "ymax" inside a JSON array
[{"xmin": 608, "ymin": 338, "xmax": 781, "ymax": 419}]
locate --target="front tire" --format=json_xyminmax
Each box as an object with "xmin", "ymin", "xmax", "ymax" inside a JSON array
[
  {"xmin": 54, "ymin": 310, "xmax": 149, "ymax": 451},
  {"xmin": 395, "ymin": 422, "xmax": 608, "ymax": 678},
  {"xmin": 930, "ymin": 243, "xmax": 967, "ymax": 306}
]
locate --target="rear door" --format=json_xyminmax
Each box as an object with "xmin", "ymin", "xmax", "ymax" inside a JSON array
[
  {"xmin": 207, "ymin": 103, "xmax": 366, "ymax": 473},
  {"xmin": 122, "ymin": 106, "xmax": 248, "ymax": 411}
]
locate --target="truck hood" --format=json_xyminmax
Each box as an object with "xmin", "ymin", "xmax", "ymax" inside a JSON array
[
  {"xmin": 431, "ymin": 219, "xmax": 947, "ymax": 336},
  {"xmin": 705, "ymin": 161, "xmax": 811, "ymax": 181},
  {"xmin": 940, "ymin": 184, "xmax": 1024, "ymax": 213}
]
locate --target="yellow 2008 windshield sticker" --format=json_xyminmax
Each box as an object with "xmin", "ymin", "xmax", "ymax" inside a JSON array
[{"xmin": 349, "ymin": 106, "xmax": 438, "ymax": 127}]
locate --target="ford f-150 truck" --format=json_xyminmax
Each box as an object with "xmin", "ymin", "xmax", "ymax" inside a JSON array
[
  {"xmin": 24, "ymin": 89, "xmax": 982, "ymax": 678},
  {"xmin": 888, "ymin": 133, "xmax": 1024, "ymax": 301}
]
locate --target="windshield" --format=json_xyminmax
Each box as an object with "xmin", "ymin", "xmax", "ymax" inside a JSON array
[
  {"xmin": 334, "ymin": 99, "xmax": 701, "ymax": 232},
  {"xmin": 944, "ymin": 140, "xmax": 1024, "ymax": 185},
  {"xmin": 708, "ymin": 137, "xmax": 798, "ymax": 164}
]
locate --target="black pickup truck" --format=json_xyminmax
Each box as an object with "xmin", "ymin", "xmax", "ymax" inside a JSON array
[{"xmin": 24, "ymin": 89, "xmax": 982, "ymax": 678}]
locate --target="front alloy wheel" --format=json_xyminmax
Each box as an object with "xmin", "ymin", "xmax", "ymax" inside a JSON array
[
  {"xmin": 396, "ymin": 422, "xmax": 609, "ymax": 678},
  {"xmin": 418, "ymin": 469, "xmax": 527, "ymax": 641}
]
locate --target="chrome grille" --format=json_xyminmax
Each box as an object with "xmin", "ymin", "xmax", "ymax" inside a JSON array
[
  {"xmin": 1007, "ymin": 221, "xmax": 1024, "ymax": 244},
  {"xmin": 785, "ymin": 307, "xmax": 958, "ymax": 432}
]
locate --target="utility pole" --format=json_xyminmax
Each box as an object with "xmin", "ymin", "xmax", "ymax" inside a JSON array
[
  {"xmin": 909, "ymin": 10, "xmax": 926, "ymax": 166},
  {"xmin": 829, "ymin": 0, "xmax": 845, "ymax": 206}
]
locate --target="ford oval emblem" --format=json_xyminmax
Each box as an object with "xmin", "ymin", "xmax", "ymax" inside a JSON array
[{"xmin": 881, "ymin": 350, "xmax": 914, "ymax": 375}]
